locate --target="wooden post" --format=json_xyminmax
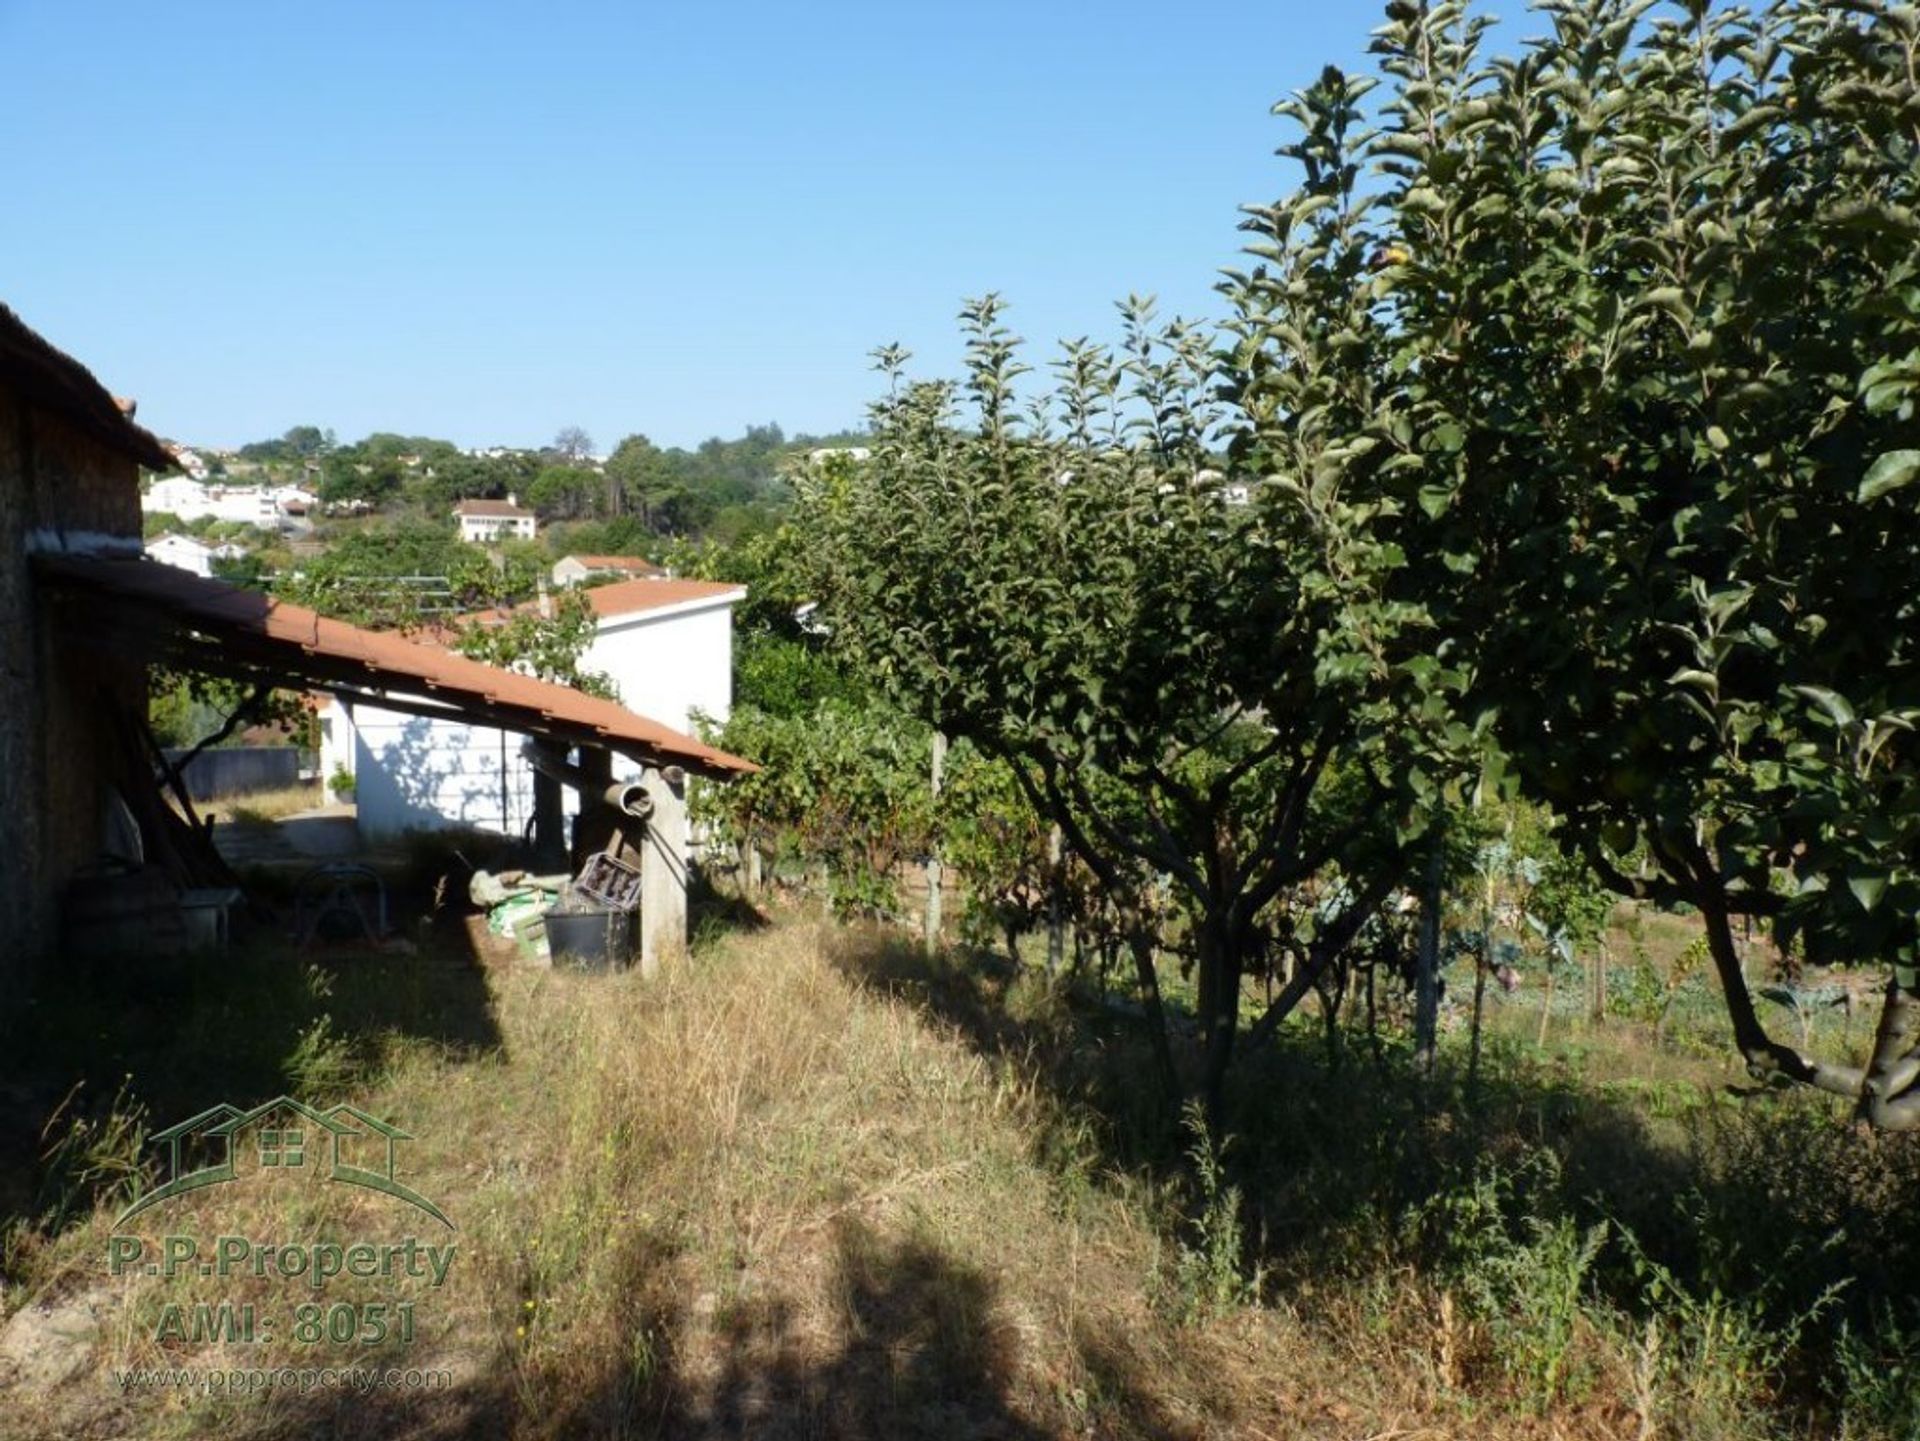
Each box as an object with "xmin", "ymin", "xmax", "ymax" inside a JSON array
[
  {"xmin": 924, "ymin": 731, "xmax": 947, "ymax": 955},
  {"xmin": 1046, "ymin": 824, "xmax": 1065, "ymax": 978},
  {"xmin": 573, "ymin": 747, "xmax": 614, "ymax": 871},
  {"xmin": 1413, "ymin": 830, "xmax": 1445, "ymax": 1076},
  {"xmin": 529, "ymin": 739, "xmax": 568, "ymax": 873},
  {"xmin": 639, "ymin": 765, "xmax": 689, "ymax": 979},
  {"xmin": 1591, "ymin": 940, "xmax": 1609, "ymax": 1023}
]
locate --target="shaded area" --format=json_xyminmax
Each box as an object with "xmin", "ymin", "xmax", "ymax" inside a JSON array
[
  {"xmin": 826, "ymin": 929, "xmax": 1920, "ymax": 1427},
  {"xmin": 0, "ymin": 908, "xmax": 502, "ymax": 1236},
  {"xmin": 210, "ymin": 1218, "xmax": 1066, "ymax": 1441}
]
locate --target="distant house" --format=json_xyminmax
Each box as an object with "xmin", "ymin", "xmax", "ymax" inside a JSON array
[
  {"xmin": 320, "ymin": 577, "xmax": 745, "ymax": 840},
  {"xmin": 552, "ymin": 554, "xmax": 664, "ymax": 588},
  {"xmin": 453, "ymin": 496, "xmax": 536, "ymax": 543},
  {"xmin": 142, "ymin": 476, "xmax": 281, "ymax": 528},
  {"xmin": 145, "ymin": 532, "xmax": 243, "ymax": 579}
]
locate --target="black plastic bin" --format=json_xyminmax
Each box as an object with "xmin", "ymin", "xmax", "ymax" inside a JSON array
[{"xmin": 544, "ymin": 907, "xmax": 636, "ymax": 971}]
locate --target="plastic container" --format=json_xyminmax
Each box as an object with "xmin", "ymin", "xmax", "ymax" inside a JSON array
[{"xmin": 544, "ymin": 907, "xmax": 635, "ymax": 971}]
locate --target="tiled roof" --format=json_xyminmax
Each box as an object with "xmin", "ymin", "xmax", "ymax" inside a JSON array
[
  {"xmin": 562, "ymin": 554, "xmax": 663, "ymax": 575},
  {"xmin": 0, "ymin": 303, "xmax": 175, "ymax": 472},
  {"xmin": 580, "ymin": 578, "xmax": 744, "ymax": 618},
  {"xmin": 33, "ymin": 554, "xmax": 755, "ymax": 779}
]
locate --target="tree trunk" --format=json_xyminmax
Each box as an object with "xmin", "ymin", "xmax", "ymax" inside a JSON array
[
  {"xmin": 1859, "ymin": 966, "xmax": 1920, "ymax": 1130},
  {"xmin": 1127, "ymin": 931, "xmax": 1180, "ymax": 1107},
  {"xmin": 1196, "ymin": 917, "xmax": 1243, "ymax": 1136},
  {"xmin": 1538, "ymin": 960, "xmax": 1555, "ymax": 1048},
  {"xmin": 1697, "ymin": 887, "xmax": 1863, "ymax": 1097}
]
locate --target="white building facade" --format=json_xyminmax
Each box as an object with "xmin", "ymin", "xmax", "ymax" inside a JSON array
[
  {"xmin": 319, "ymin": 580, "xmax": 743, "ymax": 840},
  {"xmin": 453, "ymin": 497, "xmax": 537, "ymax": 543},
  {"xmin": 145, "ymin": 533, "xmax": 244, "ymax": 578},
  {"xmin": 142, "ymin": 477, "xmax": 313, "ymax": 528}
]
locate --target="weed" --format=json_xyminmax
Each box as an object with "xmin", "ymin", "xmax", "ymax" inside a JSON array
[
  {"xmin": 282, "ymin": 1014, "xmax": 360, "ymax": 1097},
  {"xmin": 1170, "ymin": 1100, "xmax": 1259, "ymax": 1321},
  {"xmin": 33, "ymin": 1080, "xmax": 149, "ymax": 1232},
  {"xmin": 1834, "ymin": 1302, "xmax": 1920, "ymax": 1441},
  {"xmin": 1423, "ymin": 1149, "xmax": 1607, "ymax": 1411}
]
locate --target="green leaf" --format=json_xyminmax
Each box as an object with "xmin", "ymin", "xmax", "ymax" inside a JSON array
[
  {"xmin": 1849, "ymin": 872, "xmax": 1887, "ymax": 913},
  {"xmin": 1859, "ymin": 450, "xmax": 1920, "ymax": 501},
  {"xmin": 1793, "ymin": 685, "xmax": 1855, "ymax": 728}
]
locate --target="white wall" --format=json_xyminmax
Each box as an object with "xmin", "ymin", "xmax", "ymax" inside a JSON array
[
  {"xmin": 343, "ymin": 595, "xmax": 736, "ymax": 840},
  {"xmin": 585, "ymin": 600, "xmax": 735, "ymax": 736},
  {"xmin": 146, "ymin": 535, "xmax": 215, "ymax": 577}
]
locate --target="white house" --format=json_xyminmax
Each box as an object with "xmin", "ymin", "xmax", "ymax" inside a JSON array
[
  {"xmin": 319, "ymin": 578, "xmax": 745, "ymax": 840},
  {"xmin": 145, "ymin": 532, "xmax": 244, "ymax": 579},
  {"xmin": 142, "ymin": 477, "xmax": 292, "ymax": 528},
  {"xmin": 551, "ymin": 553, "xmax": 664, "ymax": 587},
  {"xmin": 453, "ymin": 497, "xmax": 537, "ymax": 543}
]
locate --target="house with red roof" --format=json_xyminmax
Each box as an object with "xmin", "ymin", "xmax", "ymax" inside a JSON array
[{"xmin": 321, "ymin": 577, "xmax": 746, "ymax": 841}]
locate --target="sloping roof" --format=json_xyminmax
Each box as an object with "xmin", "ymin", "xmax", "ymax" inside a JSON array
[
  {"xmin": 454, "ymin": 577, "xmax": 745, "ymax": 633},
  {"xmin": 0, "ymin": 304, "xmax": 175, "ymax": 472},
  {"xmin": 581, "ymin": 577, "xmax": 744, "ymax": 619},
  {"xmin": 32, "ymin": 554, "xmax": 755, "ymax": 780},
  {"xmin": 453, "ymin": 498, "xmax": 533, "ymax": 518},
  {"xmin": 561, "ymin": 554, "xmax": 664, "ymax": 576}
]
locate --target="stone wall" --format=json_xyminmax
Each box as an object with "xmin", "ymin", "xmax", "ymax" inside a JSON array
[{"xmin": 0, "ymin": 388, "xmax": 145, "ymax": 975}]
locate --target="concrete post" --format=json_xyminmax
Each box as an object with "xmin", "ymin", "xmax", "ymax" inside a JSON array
[{"xmin": 639, "ymin": 765, "xmax": 689, "ymax": 979}]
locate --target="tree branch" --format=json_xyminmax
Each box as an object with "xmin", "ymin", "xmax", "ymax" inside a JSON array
[{"xmin": 1244, "ymin": 867, "xmax": 1399, "ymax": 1049}]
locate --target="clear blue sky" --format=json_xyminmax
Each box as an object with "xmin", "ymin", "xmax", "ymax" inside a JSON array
[{"xmin": 2, "ymin": 1, "xmax": 1522, "ymax": 452}]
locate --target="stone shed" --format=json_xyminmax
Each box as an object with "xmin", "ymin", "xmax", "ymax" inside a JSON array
[{"xmin": 0, "ymin": 304, "xmax": 175, "ymax": 972}]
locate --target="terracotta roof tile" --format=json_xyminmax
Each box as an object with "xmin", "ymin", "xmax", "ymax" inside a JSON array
[
  {"xmin": 0, "ymin": 304, "xmax": 176, "ymax": 472},
  {"xmin": 33, "ymin": 554, "xmax": 755, "ymax": 779}
]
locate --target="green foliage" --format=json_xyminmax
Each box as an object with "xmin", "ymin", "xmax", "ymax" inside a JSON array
[
  {"xmin": 452, "ymin": 587, "xmax": 616, "ymax": 700},
  {"xmin": 735, "ymin": 632, "xmax": 863, "ymax": 717},
  {"xmin": 1220, "ymin": 0, "xmax": 1920, "ymax": 1117},
  {"xmin": 527, "ymin": 463, "xmax": 601, "ymax": 521},
  {"xmin": 797, "ymin": 291, "xmax": 1443, "ymax": 1115},
  {"xmin": 1424, "ymin": 1150, "xmax": 1607, "ymax": 1412},
  {"xmin": 1171, "ymin": 1100, "xmax": 1259, "ymax": 1321},
  {"xmin": 148, "ymin": 668, "xmax": 311, "ymax": 752},
  {"xmin": 277, "ymin": 520, "xmax": 539, "ymax": 628},
  {"xmin": 238, "ymin": 424, "xmax": 334, "ymax": 463},
  {"xmin": 1834, "ymin": 1303, "xmax": 1920, "ymax": 1441},
  {"xmin": 697, "ymin": 700, "xmax": 936, "ymax": 918}
]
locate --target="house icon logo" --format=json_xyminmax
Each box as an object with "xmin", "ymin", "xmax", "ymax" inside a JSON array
[{"xmin": 117, "ymin": 1096, "xmax": 453, "ymax": 1230}]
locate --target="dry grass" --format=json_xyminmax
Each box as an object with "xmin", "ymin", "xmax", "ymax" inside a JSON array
[
  {"xmin": 198, "ymin": 782, "xmax": 331, "ymax": 827},
  {"xmin": 3, "ymin": 906, "xmax": 1915, "ymax": 1440}
]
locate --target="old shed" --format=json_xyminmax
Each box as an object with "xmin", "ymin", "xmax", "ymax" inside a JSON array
[{"xmin": 0, "ymin": 304, "xmax": 174, "ymax": 970}]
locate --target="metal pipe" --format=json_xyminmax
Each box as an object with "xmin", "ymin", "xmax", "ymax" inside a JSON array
[{"xmin": 520, "ymin": 741, "xmax": 653, "ymax": 818}]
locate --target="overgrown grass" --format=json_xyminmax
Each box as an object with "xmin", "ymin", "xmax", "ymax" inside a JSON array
[
  {"xmin": 200, "ymin": 783, "xmax": 330, "ymax": 827},
  {"xmin": 3, "ymin": 905, "xmax": 1916, "ymax": 1439}
]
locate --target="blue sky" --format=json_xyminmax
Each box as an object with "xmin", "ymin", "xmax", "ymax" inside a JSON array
[{"xmin": 4, "ymin": 1, "xmax": 1525, "ymax": 451}]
